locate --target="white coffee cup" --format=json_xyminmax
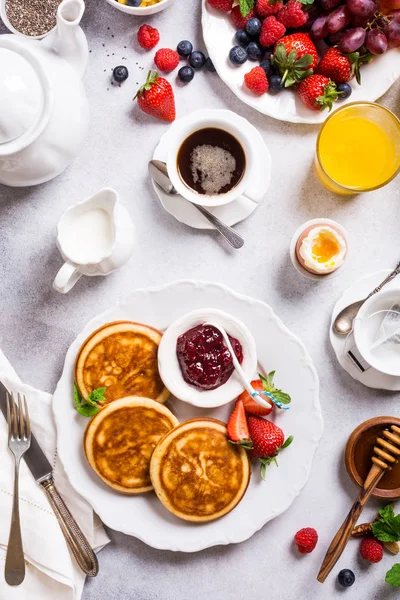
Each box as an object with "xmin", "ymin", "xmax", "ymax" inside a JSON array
[{"xmin": 166, "ymin": 109, "xmax": 260, "ymax": 208}]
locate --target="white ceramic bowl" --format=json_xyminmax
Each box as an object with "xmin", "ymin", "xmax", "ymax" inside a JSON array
[
  {"xmin": 158, "ymin": 308, "xmax": 257, "ymax": 407},
  {"xmin": 289, "ymin": 218, "xmax": 349, "ymax": 281},
  {"xmin": 354, "ymin": 289, "xmax": 400, "ymax": 377},
  {"xmin": 104, "ymin": 0, "xmax": 174, "ymax": 15}
]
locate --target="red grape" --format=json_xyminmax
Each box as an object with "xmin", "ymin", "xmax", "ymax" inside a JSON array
[
  {"xmin": 326, "ymin": 30, "xmax": 345, "ymax": 44},
  {"xmin": 327, "ymin": 5, "xmax": 351, "ymax": 31},
  {"xmin": 393, "ymin": 10, "xmax": 400, "ymax": 22},
  {"xmin": 365, "ymin": 28, "xmax": 388, "ymax": 52},
  {"xmin": 386, "ymin": 19, "xmax": 400, "ymax": 46},
  {"xmin": 321, "ymin": 0, "xmax": 342, "ymax": 10},
  {"xmin": 311, "ymin": 14, "xmax": 330, "ymax": 39},
  {"xmin": 339, "ymin": 26, "xmax": 366, "ymax": 50},
  {"xmin": 346, "ymin": 0, "xmax": 376, "ymax": 17},
  {"xmin": 351, "ymin": 12, "xmax": 371, "ymax": 24}
]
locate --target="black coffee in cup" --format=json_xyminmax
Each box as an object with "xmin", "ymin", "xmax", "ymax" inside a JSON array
[{"xmin": 177, "ymin": 128, "xmax": 246, "ymax": 196}]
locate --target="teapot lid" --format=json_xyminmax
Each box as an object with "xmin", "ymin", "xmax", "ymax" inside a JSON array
[{"xmin": 0, "ymin": 48, "xmax": 44, "ymax": 145}]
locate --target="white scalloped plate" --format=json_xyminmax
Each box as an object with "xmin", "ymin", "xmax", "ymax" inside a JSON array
[
  {"xmin": 53, "ymin": 280, "xmax": 322, "ymax": 552},
  {"xmin": 202, "ymin": 0, "xmax": 400, "ymax": 124}
]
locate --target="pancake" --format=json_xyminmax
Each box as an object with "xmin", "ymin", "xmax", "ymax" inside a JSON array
[
  {"xmin": 150, "ymin": 418, "xmax": 251, "ymax": 522},
  {"xmin": 84, "ymin": 396, "xmax": 179, "ymax": 494},
  {"xmin": 75, "ymin": 321, "xmax": 170, "ymax": 404}
]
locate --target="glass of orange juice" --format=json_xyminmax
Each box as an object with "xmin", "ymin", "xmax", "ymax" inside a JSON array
[{"xmin": 315, "ymin": 102, "xmax": 400, "ymax": 195}]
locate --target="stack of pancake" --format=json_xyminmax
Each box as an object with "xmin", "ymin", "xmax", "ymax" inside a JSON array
[{"xmin": 76, "ymin": 320, "xmax": 251, "ymax": 521}]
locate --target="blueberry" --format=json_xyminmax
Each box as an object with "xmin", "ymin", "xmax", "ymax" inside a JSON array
[
  {"xmin": 338, "ymin": 569, "xmax": 355, "ymax": 588},
  {"xmin": 336, "ymin": 82, "xmax": 352, "ymax": 100},
  {"xmin": 246, "ymin": 41, "xmax": 263, "ymax": 60},
  {"xmin": 268, "ymin": 74, "xmax": 283, "ymax": 94},
  {"xmin": 235, "ymin": 29, "xmax": 251, "ymax": 47},
  {"xmin": 245, "ymin": 17, "xmax": 262, "ymax": 37},
  {"xmin": 126, "ymin": 0, "xmax": 141, "ymax": 5},
  {"xmin": 229, "ymin": 45, "xmax": 248, "ymax": 65},
  {"xmin": 263, "ymin": 49, "xmax": 274, "ymax": 61},
  {"xmin": 177, "ymin": 40, "xmax": 193, "ymax": 57},
  {"xmin": 205, "ymin": 57, "xmax": 216, "ymax": 72},
  {"xmin": 178, "ymin": 66, "xmax": 195, "ymax": 83},
  {"xmin": 189, "ymin": 51, "xmax": 206, "ymax": 69},
  {"xmin": 260, "ymin": 58, "xmax": 273, "ymax": 76},
  {"xmin": 113, "ymin": 65, "xmax": 129, "ymax": 83}
]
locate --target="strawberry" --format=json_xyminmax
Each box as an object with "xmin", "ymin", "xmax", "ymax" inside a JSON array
[
  {"xmin": 134, "ymin": 70, "xmax": 176, "ymax": 122},
  {"xmin": 316, "ymin": 47, "xmax": 352, "ymax": 83},
  {"xmin": 244, "ymin": 66, "xmax": 269, "ymax": 95},
  {"xmin": 277, "ymin": 0, "xmax": 307, "ymax": 28},
  {"xmin": 257, "ymin": 0, "xmax": 282, "ymax": 17},
  {"xmin": 207, "ymin": 0, "xmax": 233, "ymax": 11},
  {"xmin": 247, "ymin": 416, "xmax": 294, "ymax": 479},
  {"xmin": 231, "ymin": 5, "xmax": 257, "ymax": 28},
  {"xmin": 238, "ymin": 371, "xmax": 291, "ymax": 416},
  {"xmin": 137, "ymin": 24, "xmax": 160, "ymax": 50},
  {"xmin": 274, "ymin": 33, "xmax": 319, "ymax": 69},
  {"xmin": 297, "ymin": 74, "xmax": 339, "ymax": 111},
  {"xmin": 227, "ymin": 400, "xmax": 252, "ymax": 445},
  {"xmin": 154, "ymin": 48, "xmax": 180, "ymax": 73},
  {"xmin": 260, "ymin": 16, "xmax": 286, "ymax": 47}
]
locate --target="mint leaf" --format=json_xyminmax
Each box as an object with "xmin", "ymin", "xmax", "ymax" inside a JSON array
[
  {"xmin": 76, "ymin": 403, "xmax": 100, "ymax": 417},
  {"xmin": 379, "ymin": 505, "xmax": 395, "ymax": 521},
  {"xmin": 371, "ymin": 504, "xmax": 400, "ymax": 542},
  {"xmin": 73, "ymin": 384, "xmax": 104, "ymax": 417},
  {"xmin": 86, "ymin": 388, "xmax": 106, "ymax": 407},
  {"xmin": 240, "ymin": 0, "xmax": 254, "ymax": 17},
  {"xmin": 386, "ymin": 564, "xmax": 400, "ymax": 587},
  {"xmin": 73, "ymin": 384, "xmax": 82, "ymax": 409}
]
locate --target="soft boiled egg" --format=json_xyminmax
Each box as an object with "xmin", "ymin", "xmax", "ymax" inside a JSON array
[{"xmin": 295, "ymin": 224, "xmax": 347, "ymax": 275}]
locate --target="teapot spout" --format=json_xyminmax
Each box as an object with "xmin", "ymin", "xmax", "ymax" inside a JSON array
[{"xmin": 46, "ymin": 0, "xmax": 88, "ymax": 78}]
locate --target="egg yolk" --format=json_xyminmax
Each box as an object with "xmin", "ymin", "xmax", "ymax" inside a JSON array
[{"xmin": 312, "ymin": 233, "xmax": 340, "ymax": 263}]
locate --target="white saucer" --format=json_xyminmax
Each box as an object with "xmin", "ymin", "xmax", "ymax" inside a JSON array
[
  {"xmin": 152, "ymin": 109, "xmax": 271, "ymax": 230},
  {"xmin": 289, "ymin": 218, "xmax": 349, "ymax": 281},
  {"xmin": 330, "ymin": 269, "xmax": 400, "ymax": 390}
]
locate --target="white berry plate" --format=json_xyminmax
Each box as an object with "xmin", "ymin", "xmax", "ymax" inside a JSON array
[
  {"xmin": 53, "ymin": 280, "xmax": 322, "ymax": 552},
  {"xmin": 202, "ymin": 0, "xmax": 400, "ymax": 124}
]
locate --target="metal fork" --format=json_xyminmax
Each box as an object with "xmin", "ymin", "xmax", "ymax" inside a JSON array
[{"xmin": 5, "ymin": 393, "xmax": 31, "ymax": 586}]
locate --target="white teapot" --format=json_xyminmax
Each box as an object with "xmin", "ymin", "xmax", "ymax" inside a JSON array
[{"xmin": 0, "ymin": 0, "xmax": 89, "ymax": 187}]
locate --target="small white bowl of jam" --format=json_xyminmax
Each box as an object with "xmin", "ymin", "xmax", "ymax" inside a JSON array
[
  {"xmin": 158, "ymin": 308, "xmax": 257, "ymax": 408},
  {"xmin": 104, "ymin": 0, "xmax": 174, "ymax": 16}
]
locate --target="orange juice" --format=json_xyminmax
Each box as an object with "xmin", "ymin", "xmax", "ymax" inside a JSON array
[{"xmin": 316, "ymin": 102, "xmax": 400, "ymax": 195}]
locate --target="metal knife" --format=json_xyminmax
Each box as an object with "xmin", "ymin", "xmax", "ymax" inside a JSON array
[
  {"xmin": 148, "ymin": 160, "xmax": 245, "ymax": 249},
  {"xmin": 0, "ymin": 381, "xmax": 99, "ymax": 577}
]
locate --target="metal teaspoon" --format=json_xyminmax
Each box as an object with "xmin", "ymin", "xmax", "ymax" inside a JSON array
[
  {"xmin": 148, "ymin": 160, "xmax": 245, "ymax": 249},
  {"xmin": 333, "ymin": 261, "xmax": 400, "ymax": 335}
]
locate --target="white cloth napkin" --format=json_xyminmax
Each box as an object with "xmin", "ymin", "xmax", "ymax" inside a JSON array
[{"xmin": 0, "ymin": 348, "xmax": 110, "ymax": 600}]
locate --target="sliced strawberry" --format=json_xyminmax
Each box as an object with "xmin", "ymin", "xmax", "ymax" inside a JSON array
[
  {"xmin": 227, "ymin": 400, "xmax": 252, "ymax": 447},
  {"xmin": 238, "ymin": 380, "xmax": 274, "ymax": 416}
]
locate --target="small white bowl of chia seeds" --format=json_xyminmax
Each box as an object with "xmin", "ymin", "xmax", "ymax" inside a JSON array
[
  {"xmin": 104, "ymin": 0, "xmax": 175, "ymax": 16},
  {"xmin": 1, "ymin": 0, "xmax": 63, "ymax": 39}
]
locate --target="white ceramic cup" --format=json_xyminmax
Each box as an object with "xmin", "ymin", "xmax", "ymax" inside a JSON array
[
  {"xmin": 354, "ymin": 289, "xmax": 400, "ymax": 377},
  {"xmin": 166, "ymin": 110, "xmax": 257, "ymax": 208}
]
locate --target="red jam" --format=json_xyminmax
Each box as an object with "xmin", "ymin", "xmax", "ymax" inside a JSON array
[{"xmin": 176, "ymin": 324, "xmax": 243, "ymax": 390}]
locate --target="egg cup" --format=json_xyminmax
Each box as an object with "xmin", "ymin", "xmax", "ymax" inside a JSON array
[{"xmin": 289, "ymin": 218, "xmax": 349, "ymax": 281}]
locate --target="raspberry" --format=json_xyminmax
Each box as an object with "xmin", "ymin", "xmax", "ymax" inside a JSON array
[
  {"xmin": 257, "ymin": 0, "xmax": 282, "ymax": 17},
  {"xmin": 154, "ymin": 48, "xmax": 180, "ymax": 73},
  {"xmin": 231, "ymin": 5, "xmax": 257, "ymax": 28},
  {"xmin": 137, "ymin": 24, "xmax": 160, "ymax": 50},
  {"xmin": 360, "ymin": 538, "xmax": 383, "ymax": 563},
  {"xmin": 207, "ymin": 0, "xmax": 234, "ymax": 11},
  {"xmin": 244, "ymin": 66, "xmax": 269, "ymax": 95},
  {"xmin": 294, "ymin": 528, "xmax": 318, "ymax": 554},
  {"xmin": 259, "ymin": 16, "xmax": 286, "ymax": 47},
  {"xmin": 277, "ymin": 0, "xmax": 307, "ymax": 28}
]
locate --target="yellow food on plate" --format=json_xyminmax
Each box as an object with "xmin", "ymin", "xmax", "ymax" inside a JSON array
[
  {"xmin": 75, "ymin": 320, "xmax": 170, "ymax": 405},
  {"xmin": 150, "ymin": 418, "xmax": 251, "ymax": 522},
  {"xmin": 84, "ymin": 396, "xmax": 179, "ymax": 494},
  {"xmin": 295, "ymin": 224, "xmax": 347, "ymax": 275}
]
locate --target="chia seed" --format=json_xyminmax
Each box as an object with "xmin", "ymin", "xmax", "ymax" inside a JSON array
[{"xmin": 6, "ymin": 0, "xmax": 62, "ymax": 37}]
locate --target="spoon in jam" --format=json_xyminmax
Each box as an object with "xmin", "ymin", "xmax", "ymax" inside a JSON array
[{"xmin": 204, "ymin": 322, "xmax": 289, "ymax": 410}]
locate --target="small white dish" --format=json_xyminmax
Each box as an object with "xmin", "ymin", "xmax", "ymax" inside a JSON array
[
  {"xmin": 201, "ymin": 0, "xmax": 400, "ymax": 124},
  {"xmin": 104, "ymin": 0, "xmax": 174, "ymax": 15},
  {"xmin": 166, "ymin": 110, "xmax": 257, "ymax": 208},
  {"xmin": 152, "ymin": 109, "xmax": 270, "ymax": 229},
  {"xmin": 354, "ymin": 289, "xmax": 400, "ymax": 377},
  {"xmin": 158, "ymin": 308, "xmax": 257, "ymax": 408},
  {"xmin": 330, "ymin": 270, "xmax": 400, "ymax": 391},
  {"xmin": 289, "ymin": 218, "xmax": 348, "ymax": 281}
]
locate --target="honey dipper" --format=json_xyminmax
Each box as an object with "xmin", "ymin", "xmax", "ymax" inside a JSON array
[{"xmin": 317, "ymin": 424, "xmax": 400, "ymax": 583}]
